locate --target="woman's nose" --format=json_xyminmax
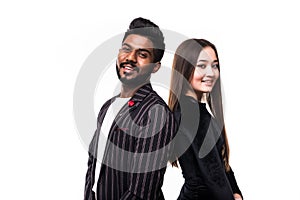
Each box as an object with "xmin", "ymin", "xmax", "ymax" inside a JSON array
[{"xmin": 205, "ymin": 65, "xmax": 214, "ymax": 76}]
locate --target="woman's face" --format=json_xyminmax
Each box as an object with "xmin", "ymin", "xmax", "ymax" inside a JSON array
[{"xmin": 190, "ymin": 46, "xmax": 220, "ymax": 93}]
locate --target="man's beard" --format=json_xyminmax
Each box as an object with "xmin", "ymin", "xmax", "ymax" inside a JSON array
[{"xmin": 116, "ymin": 62, "xmax": 152, "ymax": 87}]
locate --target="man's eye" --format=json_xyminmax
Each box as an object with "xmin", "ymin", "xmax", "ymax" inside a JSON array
[
  {"xmin": 138, "ymin": 52, "xmax": 148, "ymax": 58},
  {"xmin": 120, "ymin": 46, "xmax": 131, "ymax": 53}
]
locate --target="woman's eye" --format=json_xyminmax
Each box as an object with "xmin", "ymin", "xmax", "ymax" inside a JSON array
[
  {"xmin": 196, "ymin": 64, "xmax": 206, "ymax": 69},
  {"xmin": 212, "ymin": 64, "xmax": 219, "ymax": 69}
]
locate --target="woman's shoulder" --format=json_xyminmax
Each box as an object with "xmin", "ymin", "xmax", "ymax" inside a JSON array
[{"xmin": 174, "ymin": 95, "xmax": 199, "ymax": 110}]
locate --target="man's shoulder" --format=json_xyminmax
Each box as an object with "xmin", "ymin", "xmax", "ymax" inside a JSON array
[
  {"xmin": 147, "ymin": 90, "xmax": 168, "ymax": 105},
  {"xmin": 96, "ymin": 96, "xmax": 118, "ymax": 119},
  {"xmin": 145, "ymin": 90, "xmax": 173, "ymax": 114},
  {"xmin": 101, "ymin": 96, "xmax": 118, "ymax": 108}
]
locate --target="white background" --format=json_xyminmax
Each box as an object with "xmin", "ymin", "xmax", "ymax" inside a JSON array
[{"xmin": 1, "ymin": 0, "xmax": 300, "ymax": 199}]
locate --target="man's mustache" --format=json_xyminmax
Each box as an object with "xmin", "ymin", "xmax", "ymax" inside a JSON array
[{"xmin": 120, "ymin": 61, "xmax": 138, "ymax": 72}]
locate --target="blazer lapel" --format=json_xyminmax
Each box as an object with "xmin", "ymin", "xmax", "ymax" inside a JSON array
[
  {"xmin": 101, "ymin": 83, "xmax": 153, "ymax": 161},
  {"xmin": 128, "ymin": 83, "xmax": 153, "ymax": 112}
]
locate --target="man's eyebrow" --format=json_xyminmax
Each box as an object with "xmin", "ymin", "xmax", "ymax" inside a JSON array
[
  {"xmin": 121, "ymin": 43, "xmax": 153, "ymax": 55},
  {"xmin": 122, "ymin": 43, "xmax": 131, "ymax": 47},
  {"xmin": 138, "ymin": 48, "xmax": 152, "ymax": 55}
]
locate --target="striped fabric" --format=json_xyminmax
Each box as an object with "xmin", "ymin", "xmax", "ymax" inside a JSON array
[{"xmin": 84, "ymin": 83, "xmax": 177, "ymax": 200}]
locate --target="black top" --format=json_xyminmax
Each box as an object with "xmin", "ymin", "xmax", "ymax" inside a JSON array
[{"xmin": 173, "ymin": 96, "xmax": 242, "ymax": 200}]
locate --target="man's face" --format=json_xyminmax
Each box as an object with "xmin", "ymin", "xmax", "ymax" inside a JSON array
[{"xmin": 116, "ymin": 34, "xmax": 160, "ymax": 86}]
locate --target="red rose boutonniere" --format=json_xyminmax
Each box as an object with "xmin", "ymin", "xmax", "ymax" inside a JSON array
[{"xmin": 128, "ymin": 100, "xmax": 135, "ymax": 107}]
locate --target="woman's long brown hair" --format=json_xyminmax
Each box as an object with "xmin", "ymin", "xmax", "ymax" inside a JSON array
[{"xmin": 168, "ymin": 39, "xmax": 230, "ymax": 172}]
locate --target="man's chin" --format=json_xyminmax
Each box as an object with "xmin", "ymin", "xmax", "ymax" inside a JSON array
[
  {"xmin": 119, "ymin": 76, "xmax": 134, "ymax": 84},
  {"xmin": 119, "ymin": 77, "xmax": 148, "ymax": 87}
]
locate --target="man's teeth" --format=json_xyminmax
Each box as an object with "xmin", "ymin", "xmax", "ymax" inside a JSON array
[{"xmin": 125, "ymin": 66, "xmax": 133, "ymax": 70}]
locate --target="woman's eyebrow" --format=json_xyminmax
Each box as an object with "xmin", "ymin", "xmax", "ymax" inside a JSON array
[{"xmin": 197, "ymin": 59, "xmax": 219, "ymax": 62}]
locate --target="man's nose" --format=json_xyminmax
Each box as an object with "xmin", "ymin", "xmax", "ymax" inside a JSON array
[{"xmin": 126, "ymin": 50, "xmax": 137, "ymax": 63}]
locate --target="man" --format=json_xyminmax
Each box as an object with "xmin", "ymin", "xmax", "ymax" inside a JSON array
[{"xmin": 84, "ymin": 17, "xmax": 176, "ymax": 200}]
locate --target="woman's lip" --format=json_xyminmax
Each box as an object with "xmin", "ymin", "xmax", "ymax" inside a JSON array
[{"xmin": 202, "ymin": 80, "xmax": 213, "ymax": 86}]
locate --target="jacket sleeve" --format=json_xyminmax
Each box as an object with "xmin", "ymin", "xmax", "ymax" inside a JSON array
[
  {"xmin": 84, "ymin": 152, "xmax": 96, "ymax": 200},
  {"xmin": 84, "ymin": 98, "xmax": 114, "ymax": 200},
  {"xmin": 84, "ymin": 128, "xmax": 98, "ymax": 200},
  {"xmin": 120, "ymin": 104, "xmax": 177, "ymax": 200},
  {"xmin": 226, "ymin": 167, "xmax": 243, "ymax": 199}
]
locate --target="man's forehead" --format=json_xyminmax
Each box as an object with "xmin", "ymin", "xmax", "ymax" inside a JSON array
[{"xmin": 122, "ymin": 34, "xmax": 154, "ymax": 49}]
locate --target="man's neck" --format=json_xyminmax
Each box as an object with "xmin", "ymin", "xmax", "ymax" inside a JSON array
[{"xmin": 120, "ymin": 82, "xmax": 149, "ymax": 98}]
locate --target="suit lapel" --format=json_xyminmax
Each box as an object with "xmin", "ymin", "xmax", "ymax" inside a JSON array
[{"xmin": 101, "ymin": 83, "xmax": 153, "ymax": 159}]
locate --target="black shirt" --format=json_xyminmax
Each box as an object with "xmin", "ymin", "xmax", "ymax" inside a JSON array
[{"xmin": 174, "ymin": 96, "xmax": 242, "ymax": 200}]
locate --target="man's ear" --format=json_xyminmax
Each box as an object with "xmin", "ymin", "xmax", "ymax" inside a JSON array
[{"xmin": 151, "ymin": 62, "xmax": 161, "ymax": 73}]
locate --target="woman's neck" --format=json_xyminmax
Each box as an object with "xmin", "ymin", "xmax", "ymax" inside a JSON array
[
  {"xmin": 200, "ymin": 93, "xmax": 208, "ymax": 103},
  {"xmin": 185, "ymin": 90, "xmax": 208, "ymax": 103},
  {"xmin": 185, "ymin": 90, "xmax": 214, "ymax": 117}
]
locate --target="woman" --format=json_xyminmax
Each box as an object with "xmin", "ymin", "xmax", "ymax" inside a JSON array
[{"xmin": 169, "ymin": 39, "xmax": 243, "ymax": 200}]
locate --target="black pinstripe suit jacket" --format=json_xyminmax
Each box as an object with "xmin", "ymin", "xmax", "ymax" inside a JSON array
[{"xmin": 84, "ymin": 83, "xmax": 176, "ymax": 200}]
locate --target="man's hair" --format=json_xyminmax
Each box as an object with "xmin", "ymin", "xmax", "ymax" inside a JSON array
[{"xmin": 122, "ymin": 17, "xmax": 165, "ymax": 63}]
